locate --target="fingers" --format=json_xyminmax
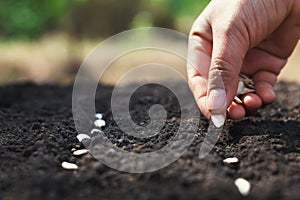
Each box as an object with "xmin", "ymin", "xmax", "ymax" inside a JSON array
[
  {"xmin": 241, "ymin": 93, "xmax": 262, "ymax": 111},
  {"xmin": 227, "ymin": 93, "xmax": 262, "ymax": 119},
  {"xmin": 187, "ymin": 39, "xmax": 211, "ymax": 118},
  {"xmin": 253, "ymin": 70, "xmax": 277, "ymax": 86},
  {"xmin": 188, "ymin": 75, "xmax": 210, "ymax": 118},
  {"xmin": 206, "ymin": 21, "xmax": 249, "ymax": 124},
  {"xmin": 188, "ymin": 26, "xmax": 282, "ymax": 120},
  {"xmin": 205, "ymin": 29, "xmax": 249, "ymax": 126},
  {"xmin": 188, "ymin": 3, "xmax": 250, "ymax": 122},
  {"xmin": 187, "ymin": 35, "xmax": 211, "ymax": 80},
  {"xmin": 227, "ymin": 102, "xmax": 246, "ymax": 119},
  {"xmin": 187, "ymin": 14, "xmax": 213, "ymax": 119},
  {"xmin": 235, "ymin": 49, "xmax": 285, "ymax": 116},
  {"xmin": 242, "ymin": 48, "xmax": 286, "ymax": 76},
  {"xmin": 253, "ymin": 70, "xmax": 277, "ymax": 104},
  {"xmin": 187, "ymin": 0, "xmax": 296, "ymax": 122},
  {"xmin": 227, "ymin": 70, "xmax": 276, "ymax": 119}
]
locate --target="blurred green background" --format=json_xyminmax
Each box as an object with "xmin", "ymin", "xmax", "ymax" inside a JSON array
[
  {"xmin": 0, "ymin": 0, "xmax": 210, "ymax": 84},
  {"xmin": 0, "ymin": 0, "xmax": 298, "ymax": 84},
  {"xmin": 0, "ymin": 0, "xmax": 210, "ymax": 39}
]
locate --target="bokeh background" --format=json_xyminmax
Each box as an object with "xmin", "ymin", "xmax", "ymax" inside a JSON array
[{"xmin": 0, "ymin": 0, "xmax": 299, "ymax": 85}]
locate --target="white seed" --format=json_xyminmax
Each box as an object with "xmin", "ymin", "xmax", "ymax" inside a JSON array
[
  {"xmin": 236, "ymin": 80, "xmax": 245, "ymax": 95},
  {"xmin": 91, "ymin": 128, "xmax": 102, "ymax": 134},
  {"xmin": 223, "ymin": 157, "xmax": 239, "ymax": 164},
  {"xmin": 61, "ymin": 161, "xmax": 78, "ymax": 170},
  {"xmin": 95, "ymin": 113, "xmax": 103, "ymax": 119},
  {"xmin": 94, "ymin": 119, "xmax": 106, "ymax": 128},
  {"xmin": 211, "ymin": 114, "xmax": 225, "ymax": 128},
  {"xmin": 73, "ymin": 149, "xmax": 89, "ymax": 156},
  {"xmin": 76, "ymin": 134, "xmax": 91, "ymax": 142},
  {"xmin": 234, "ymin": 96, "xmax": 243, "ymax": 104},
  {"xmin": 234, "ymin": 178, "xmax": 251, "ymax": 196}
]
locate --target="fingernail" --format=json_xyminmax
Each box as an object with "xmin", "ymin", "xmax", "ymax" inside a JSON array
[
  {"xmin": 211, "ymin": 113, "xmax": 226, "ymax": 128},
  {"xmin": 208, "ymin": 89, "xmax": 226, "ymax": 113}
]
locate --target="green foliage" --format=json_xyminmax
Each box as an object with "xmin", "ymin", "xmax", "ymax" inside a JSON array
[
  {"xmin": 0, "ymin": 0, "xmax": 210, "ymax": 39},
  {"xmin": 131, "ymin": 0, "xmax": 210, "ymax": 32},
  {"xmin": 0, "ymin": 0, "xmax": 70, "ymax": 38},
  {"xmin": 170, "ymin": 0, "xmax": 211, "ymax": 18},
  {"xmin": 141, "ymin": 0, "xmax": 210, "ymax": 18}
]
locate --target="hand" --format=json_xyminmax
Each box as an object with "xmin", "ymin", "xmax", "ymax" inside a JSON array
[{"xmin": 187, "ymin": 0, "xmax": 300, "ymax": 125}]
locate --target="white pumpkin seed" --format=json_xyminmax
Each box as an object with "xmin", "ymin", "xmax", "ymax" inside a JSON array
[
  {"xmin": 61, "ymin": 161, "xmax": 78, "ymax": 170},
  {"xmin": 73, "ymin": 149, "xmax": 89, "ymax": 156},
  {"xmin": 94, "ymin": 119, "xmax": 106, "ymax": 128},
  {"xmin": 234, "ymin": 178, "xmax": 251, "ymax": 196},
  {"xmin": 223, "ymin": 157, "xmax": 239, "ymax": 164},
  {"xmin": 234, "ymin": 74, "xmax": 256, "ymax": 104},
  {"xmin": 211, "ymin": 114, "xmax": 225, "ymax": 128},
  {"xmin": 76, "ymin": 134, "xmax": 91, "ymax": 142},
  {"xmin": 91, "ymin": 128, "xmax": 102, "ymax": 134},
  {"xmin": 95, "ymin": 113, "xmax": 103, "ymax": 119}
]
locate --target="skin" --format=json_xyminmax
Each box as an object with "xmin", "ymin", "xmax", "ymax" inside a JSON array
[{"xmin": 187, "ymin": 0, "xmax": 300, "ymax": 120}]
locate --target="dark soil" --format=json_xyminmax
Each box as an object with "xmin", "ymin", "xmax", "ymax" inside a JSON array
[{"xmin": 0, "ymin": 81, "xmax": 299, "ymax": 200}]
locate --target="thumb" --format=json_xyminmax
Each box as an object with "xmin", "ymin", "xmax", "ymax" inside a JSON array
[{"xmin": 207, "ymin": 26, "xmax": 248, "ymax": 126}]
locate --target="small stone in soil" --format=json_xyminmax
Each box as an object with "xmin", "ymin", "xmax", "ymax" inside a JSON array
[
  {"xmin": 73, "ymin": 149, "xmax": 89, "ymax": 156},
  {"xmin": 61, "ymin": 161, "xmax": 78, "ymax": 170},
  {"xmin": 223, "ymin": 157, "xmax": 239, "ymax": 164},
  {"xmin": 95, "ymin": 113, "xmax": 103, "ymax": 119},
  {"xmin": 234, "ymin": 178, "xmax": 251, "ymax": 196},
  {"xmin": 76, "ymin": 134, "xmax": 91, "ymax": 142},
  {"xmin": 94, "ymin": 119, "xmax": 106, "ymax": 128}
]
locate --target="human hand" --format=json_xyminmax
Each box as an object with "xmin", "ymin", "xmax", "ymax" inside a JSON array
[{"xmin": 187, "ymin": 0, "xmax": 300, "ymax": 126}]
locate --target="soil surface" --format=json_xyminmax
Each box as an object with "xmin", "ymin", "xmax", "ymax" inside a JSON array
[{"xmin": 0, "ymin": 81, "xmax": 299, "ymax": 200}]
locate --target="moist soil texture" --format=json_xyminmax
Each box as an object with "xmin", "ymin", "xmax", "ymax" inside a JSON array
[{"xmin": 0, "ymin": 81, "xmax": 299, "ymax": 200}]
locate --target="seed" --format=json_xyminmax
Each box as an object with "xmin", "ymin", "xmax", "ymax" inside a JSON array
[
  {"xmin": 223, "ymin": 157, "xmax": 239, "ymax": 164},
  {"xmin": 94, "ymin": 119, "xmax": 106, "ymax": 128},
  {"xmin": 73, "ymin": 149, "xmax": 89, "ymax": 156},
  {"xmin": 236, "ymin": 80, "xmax": 245, "ymax": 95},
  {"xmin": 61, "ymin": 161, "xmax": 78, "ymax": 170},
  {"xmin": 211, "ymin": 114, "xmax": 225, "ymax": 128},
  {"xmin": 234, "ymin": 96, "xmax": 243, "ymax": 104},
  {"xmin": 76, "ymin": 134, "xmax": 91, "ymax": 142},
  {"xmin": 234, "ymin": 74, "xmax": 256, "ymax": 104},
  {"xmin": 234, "ymin": 178, "xmax": 251, "ymax": 196},
  {"xmin": 95, "ymin": 113, "xmax": 103, "ymax": 119},
  {"xmin": 91, "ymin": 128, "xmax": 102, "ymax": 134}
]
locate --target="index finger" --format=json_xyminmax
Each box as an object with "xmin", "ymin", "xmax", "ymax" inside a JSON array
[{"xmin": 187, "ymin": 34, "xmax": 212, "ymax": 118}]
